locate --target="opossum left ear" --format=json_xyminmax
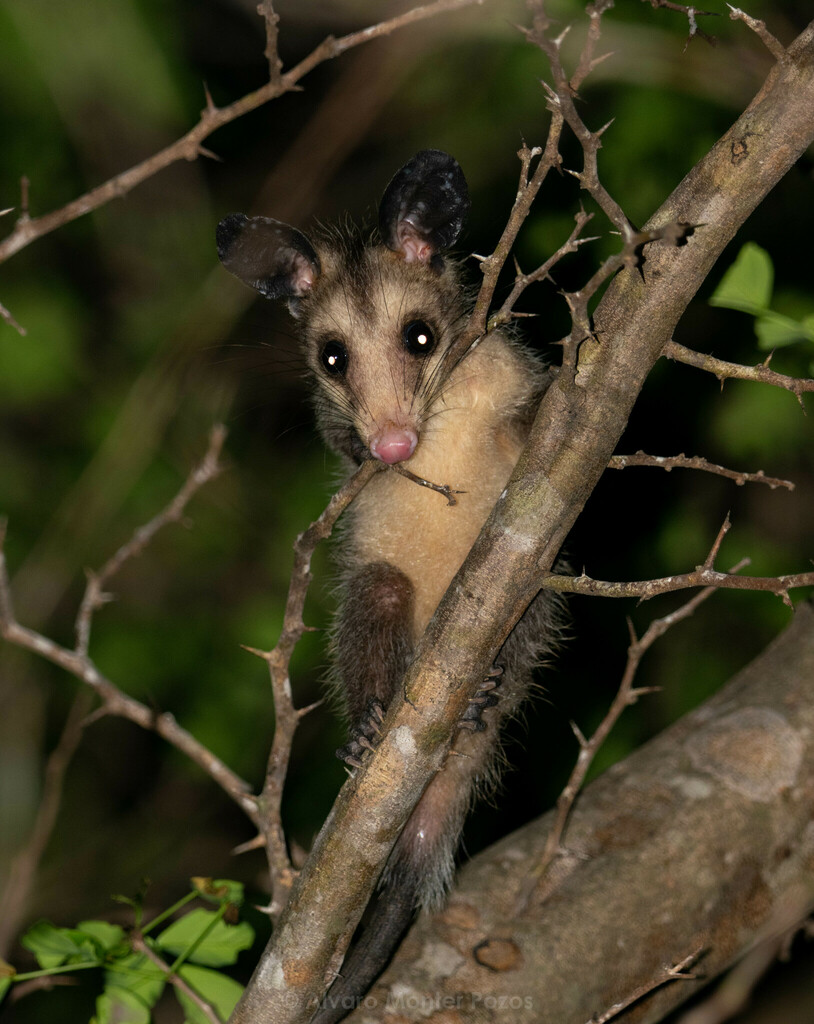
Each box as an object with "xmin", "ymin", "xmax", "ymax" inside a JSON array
[
  {"xmin": 379, "ymin": 150, "xmax": 470, "ymax": 265},
  {"xmin": 216, "ymin": 214, "xmax": 320, "ymax": 300}
]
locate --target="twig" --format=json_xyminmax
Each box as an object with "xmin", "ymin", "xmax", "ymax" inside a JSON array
[
  {"xmin": 257, "ymin": 1, "xmax": 283, "ymax": 86},
  {"xmin": 0, "ymin": 689, "xmax": 93, "ymax": 957},
  {"xmin": 517, "ymin": 557, "xmax": 749, "ymax": 910},
  {"xmin": 440, "ymin": 3, "xmax": 615, "ymax": 373},
  {"xmin": 391, "ymin": 463, "xmax": 462, "ymax": 505},
  {"xmin": 541, "ymin": 559, "xmax": 812, "ymax": 608},
  {"xmin": 0, "ymin": 522, "xmax": 259, "ymax": 826},
  {"xmin": 131, "ymin": 934, "xmax": 222, "ymax": 1024},
  {"xmin": 488, "ymin": 208, "xmax": 598, "ymax": 332},
  {"xmin": 0, "ymin": 0, "xmax": 484, "ymax": 266},
  {"xmin": 642, "ymin": 0, "xmax": 719, "ymax": 47},
  {"xmin": 675, "ymin": 892, "xmax": 814, "ymax": 1024},
  {"xmin": 530, "ymin": 1, "xmax": 635, "ymax": 241},
  {"xmin": 0, "ymin": 298, "xmax": 26, "ymax": 336},
  {"xmin": 75, "ymin": 424, "xmax": 226, "ymax": 656},
  {"xmin": 726, "ymin": 6, "xmax": 786, "ymax": 61},
  {"xmin": 249, "ymin": 460, "xmax": 383, "ymax": 915},
  {"xmin": 588, "ymin": 949, "xmax": 704, "ymax": 1024},
  {"xmin": 608, "ymin": 451, "xmax": 795, "ymax": 490},
  {"xmin": 663, "ymin": 340, "xmax": 814, "ymax": 406}
]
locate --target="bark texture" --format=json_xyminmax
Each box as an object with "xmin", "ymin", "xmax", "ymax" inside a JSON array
[{"xmin": 354, "ymin": 601, "xmax": 814, "ymax": 1024}]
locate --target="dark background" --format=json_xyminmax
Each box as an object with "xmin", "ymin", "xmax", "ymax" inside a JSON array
[{"xmin": 0, "ymin": 0, "xmax": 812, "ymax": 1019}]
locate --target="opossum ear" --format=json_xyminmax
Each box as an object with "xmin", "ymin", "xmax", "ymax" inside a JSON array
[
  {"xmin": 379, "ymin": 150, "xmax": 470, "ymax": 264},
  {"xmin": 216, "ymin": 214, "xmax": 320, "ymax": 299}
]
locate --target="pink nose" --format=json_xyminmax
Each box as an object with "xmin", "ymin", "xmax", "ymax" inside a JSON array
[{"xmin": 370, "ymin": 428, "xmax": 418, "ymax": 465}]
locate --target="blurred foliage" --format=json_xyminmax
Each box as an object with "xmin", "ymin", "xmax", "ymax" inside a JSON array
[{"xmin": 0, "ymin": 0, "xmax": 813, "ymax": 1020}]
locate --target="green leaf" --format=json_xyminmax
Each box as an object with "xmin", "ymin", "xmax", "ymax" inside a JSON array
[
  {"xmin": 192, "ymin": 878, "xmax": 245, "ymax": 908},
  {"xmin": 755, "ymin": 312, "xmax": 812, "ymax": 349},
  {"xmin": 176, "ymin": 965, "xmax": 244, "ymax": 1024},
  {"xmin": 104, "ymin": 952, "xmax": 166, "ymax": 1008},
  {"xmin": 0, "ymin": 959, "xmax": 14, "ymax": 1003},
  {"xmin": 709, "ymin": 242, "xmax": 773, "ymax": 315},
  {"xmin": 157, "ymin": 910, "xmax": 254, "ymax": 967},
  {"xmin": 95, "ymin": 985, "xmax": 151, "ymax": 1024},
  {"xmin": 21, "ymin": 921, "xmax": 100, "ymax": 969},
  {"xmin": 78, "ymin": 920, "xmax": 126, "ymax": 954}
]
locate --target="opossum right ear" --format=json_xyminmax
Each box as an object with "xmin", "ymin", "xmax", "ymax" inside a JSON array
[
  {"xmin": 379, "ymin": 149, "xmax": 470, "ymax": 265},
  {"xmin": 216, "ymin": 214, "xmax": 320, "ymax": 301}
]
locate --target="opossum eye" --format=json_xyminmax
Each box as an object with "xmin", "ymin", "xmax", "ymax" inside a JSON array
[
  {"xmin": 321, "ymin": 340, "xmax": 348, "ymax": 376},
  {"xmin": 403, "ymin": 320, "xmax": 435, "ymax": 356}
]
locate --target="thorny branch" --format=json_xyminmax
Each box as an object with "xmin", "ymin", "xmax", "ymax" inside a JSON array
[
  {"xmin": 642, "ymin": 0, "xmax": 719, "ymax": 47},
  {"xmin": 0, "ymin": 689, "xmax": 93, "ymax": 957},
  {"xmin": 675, "ymin": 893, "xmax": 814, "ymax": 1024},
  {"xmin": 75, "ymin": 424, "xmax": 226, "ymax": 657},
  {"xmin": 0, "ymin": 430, "xmax": 259, "ymax": 826},
  {"xmin": 541, "ymin": 514, "xmax": 814, "ymax": 609},
  {"xmin": 0, "ymin": 0, "xmax": 483, "ymax": 268},
  {"xmin": 588, "ymin": 949, "xmax": 704, "ymax": 1024},
  {"xmin": 726, "ymin": 5, "xmax": 786, "ymax": 61},
  {"xmin": 443, "ymin": 0, "xmax": 620, "ymax": 373},
  {"xmin": 244, "ymin": 459, "xmax": 383, "ymax": 915},
  {"xmin": 663, "ymin": 340, "xmax": 814, "ymax": 405},
  {"xmin": 608, "ymin": 451, "xmax": 795, "ymax": 490},
  {"xmin": 517, "ymin": 556, "xmax": 749, "ymax": 911}
]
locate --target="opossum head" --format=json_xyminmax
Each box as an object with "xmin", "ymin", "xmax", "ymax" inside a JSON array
[{"xmin": 216, "ymin": 150, "xmax": 471, "ymax": 465}]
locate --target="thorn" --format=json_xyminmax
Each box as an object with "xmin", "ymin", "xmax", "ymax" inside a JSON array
[
  {"xmin": 0, "ymin": 207, "xmax": 13, "ymax": 217},
  {"xmin": 241, "ymin": 644, "xmax": 272, "ymax": 661},
  {"xmin": 198, "ymin": 146, "xmax": 223, "ymax": 162},
  {"xmin": 553, "ymin": 24, "xmax": 571, "ymax": 48},
  {"xmin": 203, "ymin": 80, "xmax": 218, "ymax": 113},
  {"xmin": 232, "ymin": 834, "xmax": 266, "ymax": 855},
  {"xmin": 471, "ymin": 252, "xmax": 488, "ymax": 263},
  {"xmin": 596, "ymin": 117, "xmax": 615, "ymax": 137},
  {"xmin": 569, "ymin": 720, "xmax": 588, "ymax": 747}
]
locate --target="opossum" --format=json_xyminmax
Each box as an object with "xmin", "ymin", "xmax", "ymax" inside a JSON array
[{"xmin": 216, "ymin": 150, "xmax": 562, "ymax": 1024}]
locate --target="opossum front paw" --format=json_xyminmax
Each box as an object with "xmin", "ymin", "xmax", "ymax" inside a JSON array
[
  {"xmin": 458, "ymin": 667, "xmax": 502, "ymax": 732},
  {"xmin": 337, "ymin": 699, "xmax": 386, "ymax": 768}
]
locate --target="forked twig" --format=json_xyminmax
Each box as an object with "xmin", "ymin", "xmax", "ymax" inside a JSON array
[{"xmin": 75, "ymin": 424, "xmax": 226, "ymax": 656}]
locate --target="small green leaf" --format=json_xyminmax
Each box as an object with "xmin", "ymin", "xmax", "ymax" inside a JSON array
[
  {"xmin": 192, "ymin": 878, "xmax": 245, "ymax": 908},
  {"xmin": 157, "ymin": 910, "xmax": 254, "ymax": 967},
  {"xmin": 176, "ymin": 964, "xmax": 244, "ymax": 1024},
  {"xmin": 21, "ymin": 921, "xmax": 99, "ymax": 969},
  {"xmin": 0, "ymin": 960, "xmax": 14, "ymax": 1003},
  {"xmin": 104, "ymin": 951, "xmax": 166, "ymax": 1008},
  {"xmin": 78, "ymin": 920, "xmax": 126, "ymax": 954},
  {"xmin": 709, "ymin": 242, "xmax": 773, "ymax": 315},
  {"xmin": 755, "ymin": 312, "xmax": 811, "ymax": 349},
  {"xmin": 95, "ymin": 985, "xmax": 151, "ymax": 1024}
]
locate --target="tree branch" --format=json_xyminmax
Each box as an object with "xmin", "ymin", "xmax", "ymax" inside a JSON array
[
  {"xmin": 608, "ymin": 451, "xmax": 794, "ymax": 490},
  {"xmin": 0, "ymin": 0, "xmax": 484, "ymax": 267},
  {"xmin": 663, "ymin": 340, "xmax": 814, "ymax": 405}
]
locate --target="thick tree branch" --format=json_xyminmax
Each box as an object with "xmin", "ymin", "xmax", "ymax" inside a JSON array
[
  {"xmin": 358, "ymin": 602, "xmax": 814, "ymax": 1023},
  {"xmin": 231, "ymin": 14, "xmax": 814, "ymax": 1024}
]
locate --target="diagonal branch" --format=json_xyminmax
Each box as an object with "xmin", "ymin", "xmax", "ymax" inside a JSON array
[
  {"xmin": 0, "ymin": 0, "xmax": 484, "ymax": 267},
  {"xmin": 75, "ymin": 424, "xmax": 226, "ymax": 657}
]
